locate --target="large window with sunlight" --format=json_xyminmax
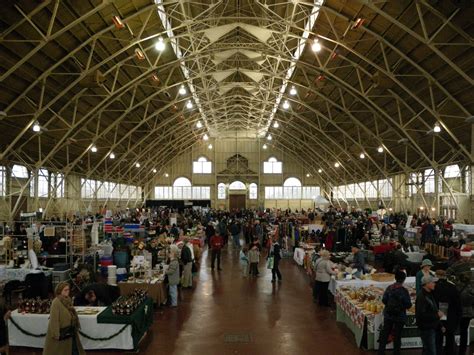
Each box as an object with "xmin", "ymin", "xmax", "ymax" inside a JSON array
[
  {"xmin": 173, "ymin": 177, "xmax": 192, "ymax": 199},
  {"xmin": 155, "ymin": 178, "xmax": 209, "ymax": 200},
  {"xmin": 193, "ymin": 157, "xmax": 212, "ymax": 174},
  {"xmin": 217, "ymin": 183, "xmax": 226, "ymax": 199},
  {"xmin": 265, "ymin": 178, "xmax": 319, "ymax": 200},
  {"xmin": 263, "ymin": 157, "xmax": 282, "ymax": 174},
  {"xmin": 0, "ymin": 166, "xmax": 5, "ymax": 196},
  {"xmin": 30, "ymin": 169, "xmax": 49, "ymax": 198},
  {"xmin": 11, "ymin": 164, "xmax": 28, "ymax": 178},
  {"xmin": 229, "ymin": 181, "xmax": 246, "ymax": 190},
  {"xmin": 424, "ymin": 169, "xmax": 436, "ymax": 194},
  {"xmin": 249, "ymin": 183, "xmax": 258, "ymax": 199},
  {"xmin": 444, "ymin": 164, "xmax": 461, "ymax": 178}
]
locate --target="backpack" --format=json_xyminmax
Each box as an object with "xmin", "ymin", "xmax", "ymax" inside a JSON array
[{"xmin": 384, "ymin": 285, "xmax": 405, "ymax": 317}]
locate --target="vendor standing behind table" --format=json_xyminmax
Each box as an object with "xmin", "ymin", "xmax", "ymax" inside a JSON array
[
  {"xmin": 350, "ymin": 245, "xmax": 365, "ymax": 277},
  {"xmin": 73, "ymin": 283, "xmax": 120, "ymax": 307},
  {"xmin": 416, "ymin": 259, "xmax": 435, "ymax": 295},
  {"xmin": 44, "ymin": 282, "xmax": 85, "ymax": 355}
]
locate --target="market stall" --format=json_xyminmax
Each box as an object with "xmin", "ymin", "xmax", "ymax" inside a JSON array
[
  {"xmin": 119, "ymin": 280, "xmax": 166, "ymax": 305},
  {"xmin": 8, "ymin": 297, "xmax": 153, "ymax": 351},
  {"xmin": 329, "ymin": 276, "xmax": 416, "ymax": 296}
]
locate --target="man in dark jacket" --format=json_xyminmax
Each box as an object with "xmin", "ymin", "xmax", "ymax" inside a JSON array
[
  {"xmin": 416, "ymin": 275, "xmax": 444, "ymax": 355},
  {"xmin": 433, "ymin": 270, "xmax": 461, "ymax": 355},
  {"xmin": 73, "ymin": 283, "xmax": 120, "ymax": 306},
  {"xmin": 209, "ymin": 230, "xmax": 224, "ymax": 271},
  {"xmin": 378, "ymin": 270, "xmax": 412, "ymax": 355}
]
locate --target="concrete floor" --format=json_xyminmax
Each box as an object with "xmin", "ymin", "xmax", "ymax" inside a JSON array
[{"xmin": 12, "ymin": 245, "xmax": 425, "ymax": 355}]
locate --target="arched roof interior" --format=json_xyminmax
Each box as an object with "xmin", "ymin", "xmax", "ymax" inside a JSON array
[{"xmin": 0, "ymin": 0, "xmax": 472, "ymax": 186}]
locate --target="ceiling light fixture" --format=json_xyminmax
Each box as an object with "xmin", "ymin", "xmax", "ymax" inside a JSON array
[
  {"xmin": 318, "ymin": 169, "xmax": 322, "ymax": 173},
  {"xmin": 266, "ymin": 134, "xmax": 272, "ymax": 141},
  {"xmin": 152, "ymin": 168, "xmax": 157, "ymax": 173},
  {"xmin": 377, "ymin": 146, "xmax": 384, "ymax": 153},
  {"xmin": 208, "ymin": 144, "xmax": 213, "ymax": 150},
  {"xmin": 334, "ymin": 162, "xmax": 340, "ymax": 168},
  {"xmin": 135, "ymin": 162, "xmax": 140, "ymax": 168},
  {"xmin": 196, "ymin": 120, "xmax": 202, "ymax": 128},
  {"xmin": 186, "ymin": 100, "xmax": 193, "ymax": 109},
  {"xmin": 290, "ymin": 86, "xmax": 297, "ymax": 96},
  {"xmin": 32, "ymin": 121, "xmax": 41, "ymax": 132},
  {"xmin": 273, "ymin": 121, "xmax": 279, "ymax": 128},
  {"xmin": 90, "ymin": 145, "xmax": 97, "ymax": 153},
  {"xmin": 282, "ymin": 100, "xmax": 290, "ymax": 109},
  {"xmin": 262, "ymin": 144, "xmax": 268, "ymax": 150},
  {"xmin": 112, "ymin": 15, "xmax": 125, "ymax": 29},
  {"xmin": 306, "ymin": 173, "xmax": 310, "ymax": 177},
  {"xmin": 203, "ymin": 133, "xmax": 209, "ymax": 141},
  {"xmin": 312, "ymin": 39, "xmax": 322, "ymax": 52},
  {"xmin": 134, "ymin": 48, "xmax": 145, "ymax": 60},
  {"xmin": 165, "ymin": 173, "xmax": 169, "ymax": 177},
  {"xmin": 109, "ymin": 152, "xmax": 115, "ymax": 159},
  {"xmin": 179, "ymin": 85, "xmax": 186, "ymax": 95},
  {"xmin": 155, "ymin": 37, "xmax": 165, "ymax": 51},
  {"xmin": 359, "ymin": 153, "xmax": 365, "ymax": 159},
  {"xmin": 433, "ymin": 123, "xmax": 441, "ymax": 133}
]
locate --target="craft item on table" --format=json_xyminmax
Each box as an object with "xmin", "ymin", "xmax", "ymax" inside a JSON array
[
  {"xmin": 18, "ymin": 298, "xmax": 51, "ymax": 314},
  {"xmin": 76, "ymin": 307, "xmax": 102, "ymax": 315},
  {"xmin": 111, "ymin": 289, "xmax": 148, "ymax": 316}
]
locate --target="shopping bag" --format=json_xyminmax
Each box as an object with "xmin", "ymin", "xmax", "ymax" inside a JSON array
[{"xmin": 267, "ymin": 256, "xmax": 274, "ymax": 269}]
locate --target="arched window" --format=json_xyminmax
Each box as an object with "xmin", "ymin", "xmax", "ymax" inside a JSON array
[
  {"xmin": 229, "ymin": 181, "xmax": 246, "ymax": 190},
  {"xmin": 217, "ymin": 183, "xmax": 226, "ymax": 199},
  {"xmin": 193, "ymin": 156, "xmax": 212, "ymax": 174},
  {"xmin": 173, "ymin": 177, "xmax": 192, "ymax": 199},
  {"xmin": 249, "ymin": 183, "xmax": 258, "ymax": 199},
  {"xmin": 263, "ymin": 157, "xmax": 282, "ymax": 174},
  {"xmin": 283, "ymin": 177, "xmax": 302, "ymax": 187},
  {"xmin": 283, "ymin": 177, "xmax": 301, "ymax": 199},
  {"xmin": 444, "ymin": 164, "xmax": 460, "ymax": 178}
]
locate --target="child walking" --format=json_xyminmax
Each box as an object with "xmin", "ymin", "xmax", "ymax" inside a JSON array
[
  {"xmin": 248, "ymin": 245, "xmax": 260, "ymax": 277},
  {"xmin": 239, "ymin": 247, "xmax": 249, "ymax": 277}
]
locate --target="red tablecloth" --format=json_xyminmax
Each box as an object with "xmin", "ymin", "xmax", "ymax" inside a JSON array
[{"xmin": 372, "ymin": 243, "xmax": 396, "ymax": 254}]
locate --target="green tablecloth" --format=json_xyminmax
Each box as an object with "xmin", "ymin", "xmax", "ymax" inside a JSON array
[
  {"xmin": 97, "ymin": 297, "xmax": 153, "ymax": 349},
  {"xmin": 336, "ymin": 305, "xmax": 375, "ymax": 349}
]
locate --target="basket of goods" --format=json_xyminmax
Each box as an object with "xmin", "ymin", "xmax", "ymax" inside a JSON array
[{"xmin": 371, "ymin": 272, "xmax": 395, "ymax": 282}]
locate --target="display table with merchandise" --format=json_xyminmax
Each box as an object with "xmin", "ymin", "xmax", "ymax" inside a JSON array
[
  {"xmin": 8, "ymin": 306, "xmax": 134, "ymax": 350},
  {"xmin": 329, "ymin": 276, "xmax": 416, "ymax": 296},
  {"xmin": 119, "ymin": 279, "xmax": 167, "ymax": 305},
  {"xmin": 371, "ymin": 242, "xmax": 396, "ymax": 255},
  {"xmin": 0, "ymin": 267, "xmax": 52, "ymax": 282}
]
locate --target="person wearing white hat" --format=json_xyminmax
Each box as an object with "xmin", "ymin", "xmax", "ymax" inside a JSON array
[{"xmin": 416, "ymin": 259, "xmax": 434, "ymax": 295}]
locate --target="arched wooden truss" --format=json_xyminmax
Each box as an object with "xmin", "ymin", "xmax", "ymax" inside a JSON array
[{"xmin": 0, "ymin": 0, "xmax": 472, "ymax": 190}]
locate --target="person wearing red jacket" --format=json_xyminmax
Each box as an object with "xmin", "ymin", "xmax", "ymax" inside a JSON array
[{"xmin": 209, "ymin": 231, "xmax": 224, "ymax": 271}]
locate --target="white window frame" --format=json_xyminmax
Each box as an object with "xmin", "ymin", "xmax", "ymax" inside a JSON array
[
  {"xmin": 193, "ymin": 157, "xmax": 212, "ymax": 174},
  {"xmin": 11, "ymin": 164, "xmax": 28, "ymax": 178},
  {"xmin": 249, "ymin": 183, "xmax": 258, "ymax": 199},
  {"xmin": 263, "ymin": 157, "xmax": 282, "ymax": 174},
  {"xmin": 217, "ymin": 183, "xmax": 226, "ymax": 199},
  {"xmin": 229, "ymin": 181, "xmax": 246, "ymax": 190}
]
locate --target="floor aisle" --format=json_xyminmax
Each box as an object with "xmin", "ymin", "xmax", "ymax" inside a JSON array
[{"xmin": 12, "ymin": 246, "xmax": 424, "ymax": 355}]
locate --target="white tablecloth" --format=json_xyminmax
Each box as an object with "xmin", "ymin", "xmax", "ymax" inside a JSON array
[
  {"xmin": 8, "ymin": 307, "xmax": 133, "ymax": 350},
  {"xmin": 293, "ymin": 248, "xmax": 305, "ymax": 266},
  {"xmin": 0, "ymin": 268, "xmax": 52, "ymax": 282},
  {"xmin": 329, "ymin": 276, "xmax": 416, "ymax": 295}
]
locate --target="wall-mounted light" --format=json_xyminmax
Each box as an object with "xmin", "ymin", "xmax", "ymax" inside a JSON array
[{"xmin": 155, "ymin": 37, "xmax": 165, "ymax": 51}]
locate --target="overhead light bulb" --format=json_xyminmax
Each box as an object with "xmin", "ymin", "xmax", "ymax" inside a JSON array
[
  {"xmin": 289, "ymin": 86, "xmax": 297, "ymax": 95},
  {"xmin": 359, "ymin": 153, "xmax": 365, "ymax": 159},
  {"xmin": 203, "ymin": 133, "xmax": 209, "ymax": 141},
  {"xmin": 282, "ymin": 100, "xmax": 290, "ymax": 109},
  {"xmin": 32, "ymin": 121, "xmax": 41, "ymax": 132},
  {"xmin": 135, "ymin": 162, "xmax": 140, "ymax": 168},
  {"xmin": 334, "ymin": 162, "xmax": 340, "ymax": 168},
  {"xmin": 312, "ymin": 40, "xmax": 322, "ymax": 52},
  {"xmin": 377, "ymin": 146, "xmax": 384, "ymax": 153},
  {"xmin": 109, "ymin": 152, "xmax": 115, "ymax": 159},
  {"xmin": 273, "ymin": 121, "xmax": 279, "ymax": 128},
  {"xmin": 153, "ymin": 168, "xmax": 157, "ymax": 173},
  {"xmin": 208, "ymin": 144, "xmax": 213, "ymax": 150},
  {"xmin": 266, "ymin": 134, "xmax": 272, "ymax": 141},
  {"xmin": 433, "ymin": 123, "xmax": 441, "ymax": 133},
  {"xmin": 196, "ymin": 120, "xmax": 202, "ymax": 128},
  {"xmin": 165, "ymin": 173, "xmax": 169, "ymax": 177},
  {"xmin": 262, "ymin": 144, "xmax": 268, "ymax": 150},
  {"xmin": 318, "ymin": 169, "xmax": 322, "ymax": 173},
  {"xmin": 90, "ymin": 145, "xmax": 97, "ymax": 153},
  {"xmin": 419, "ymin": 206, "xmax": 424, "ymax": 210},
  {"xmin": 431, "ymin": 207, "xmax": 436, "ymax": 211},
  {"xmin": 179, "ymin": 85, "xmax": 186, "ymax": 95},
  {"xmin": 155, "ymin": 37, "xmax": 165, "ymax": 51},
  {"xmin": 186, "ymin": 100, "xmax": 193, "ymax": 109},
  {"xmin": 306, "ymin": 173, "xmax": 310, "ymax": 177}
]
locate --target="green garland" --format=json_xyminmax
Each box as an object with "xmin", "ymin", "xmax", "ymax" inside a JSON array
[{"xmin": 9, "ymin": 317, "xmax": 129, "ymax": 341}]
